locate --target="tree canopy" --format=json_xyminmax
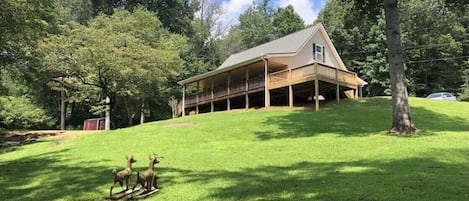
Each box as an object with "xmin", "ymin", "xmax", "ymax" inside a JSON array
[
  {"xmin": 37, "ymin": 8, "xmax": 186, "ymax": 127},
  {"xmin": 316, "ymin": 0, "xmax": 468, "ymax": 97},
  {"xmin": 0, "ymin": 0, "xmax": 467, "ymax": 130}
]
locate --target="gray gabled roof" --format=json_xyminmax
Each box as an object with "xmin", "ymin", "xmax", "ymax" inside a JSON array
[
  {"xmin": 178, "ymin": 24, "xmax": 323, "ymax": 85},
  {"xmin": 218, "ymin": 24, "xmax": 320, "ymax": 69}
]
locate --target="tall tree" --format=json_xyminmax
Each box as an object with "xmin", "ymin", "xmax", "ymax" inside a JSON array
[
  {"xmin": 153, "ymin": 0, "xmax": 197, "ymax": 36},
  {"xmin": 272, "ymin": 5, "xmax": 305, "ymax": 38},
  {"xmin": 216, "ymin": 26, "xmax": 247, "ymax": 62},
  {"xmin": 38, "ymin": 8, "xmax": 186, "ymax": 127},
  {"xmin": 190, "ymin": 0, "xmax": 223, "ymax": 68},
  {"xmin": 0, "ymin": 0, "xmax": 58, "ymax": 67},
  {"xmin": 318, "ymin": 0, "xmax": 467, "ymax": 98},
  {"xmin": 58, "ymin": 0, "xmax": 94, "ymax": 24},
  {"xmin": 238, "ymin": 0, "xmax": 275, "ymax": 48},
  {"xmin": 383, "ymin": 0, "xmax": 417, "ymax": 133},
  {"xmin": 318, "ymin": 0, "xmax": 468, "ymax": 132},
  {"xmin": 87, "ymin": 0, "xmax": 197, "ymax": 36}
]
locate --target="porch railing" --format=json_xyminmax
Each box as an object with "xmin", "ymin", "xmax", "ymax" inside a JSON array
[
  {"xmin": 185, "ymin": 63, "xmax": 358, "ymax": 107},
  {"xmin": 185, "ymin": 77, "xmax": 265, "ymax": 106},
  {"xmin": 269, "ymin": 63, "xmax": 357, "ymax": 89}
]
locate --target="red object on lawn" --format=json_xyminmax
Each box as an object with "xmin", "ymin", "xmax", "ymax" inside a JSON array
[{"xmin": 83, "ymin": 118, "xmax": 106, "ymax": 130}]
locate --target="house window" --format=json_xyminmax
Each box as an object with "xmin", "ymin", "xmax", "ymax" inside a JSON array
[{"xmin": 313, "ymin": 43, "xmax": 325, "ymax": 62}]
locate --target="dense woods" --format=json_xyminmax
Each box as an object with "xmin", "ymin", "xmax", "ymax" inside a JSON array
[{"xmin": 0, "ymin": 0, "xmax": 467, "ymax": 130}]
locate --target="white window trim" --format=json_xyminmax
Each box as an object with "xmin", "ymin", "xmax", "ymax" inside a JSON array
[{"xmin": 313, "ymin": 43, "xmax": 325, "ymax": 62}]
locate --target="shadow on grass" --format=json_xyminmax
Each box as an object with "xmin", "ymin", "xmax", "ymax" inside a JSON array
[
  {"xmin": 1, "ymin": 144, "xmax": 24, "ymax": 154},
  {"xmin": 0, "ymin": 140, "xmax": 50, "ymax": 154},
  {"xmin": 0, "ymin": 149, "xmax": 113, "ymax": 201},
  {"xmin": 158, "ymin": 148, "xmax": 468, "ymax": 201},
  {"xmin": 256, "ymin": 98, "xmax": 468, "ymax": 140}
]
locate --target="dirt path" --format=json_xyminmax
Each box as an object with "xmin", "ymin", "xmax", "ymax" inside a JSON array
[{"xmin": 0, "ymin": 130, "xmax": 98, "ymax": 147}]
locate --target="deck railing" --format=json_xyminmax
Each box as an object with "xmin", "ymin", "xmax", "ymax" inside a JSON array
[
  {"xmin": 185, "ymin": 63, "xmax": 357, "ymax": 107},
  {"xmin": 185, "ymin": 77, "xmax": 265, "ymax": 106},
  {"xmin": 269, "ymin": 63, "xmax": 357, "ymax": 89}
]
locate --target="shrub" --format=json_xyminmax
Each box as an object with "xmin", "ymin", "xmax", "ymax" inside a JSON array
[
  {"xmin": 458, "ymin": 89, "xmax": 469, "ymax": 102},
  {"xmin": 0, "ymin": 96, "xmax": 55, "ymax": 129}
]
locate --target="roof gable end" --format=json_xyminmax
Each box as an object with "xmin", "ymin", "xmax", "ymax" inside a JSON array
[{"xmin": 218, "ymin": 24, "xmax": 321, "ymax": 69}]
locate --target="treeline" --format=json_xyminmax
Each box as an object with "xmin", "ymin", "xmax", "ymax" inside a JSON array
[
  {"xmin": 316, "ymin": 0, "xmax": 468, "ymax": 98},
  {"xmin": 0, "ymin": 0, "xmax": 467, "ymax": 130},
  {"xmin": 0, "ymin": 0, "xmax": 308, "ymax": 129}
]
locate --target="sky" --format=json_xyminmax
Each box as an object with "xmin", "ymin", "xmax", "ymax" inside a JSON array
[{"xmin": 216, "ymin": 0, "xmax": 329, "ymax": 30}]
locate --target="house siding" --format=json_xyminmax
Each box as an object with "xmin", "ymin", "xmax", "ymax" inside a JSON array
[{"xmin": 268, "ymin": 30, "xmax": 342, "ymax": 71}]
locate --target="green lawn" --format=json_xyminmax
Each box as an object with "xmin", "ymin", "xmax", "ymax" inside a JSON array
[{"xmin": 0, "ymin": 97, "xmax": 468, "ymax": 201}]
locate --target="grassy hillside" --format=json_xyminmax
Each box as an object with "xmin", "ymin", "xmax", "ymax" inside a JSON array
[{"xmin": 0, "ymin": 97, "xmax": 468, "ymax": 201}]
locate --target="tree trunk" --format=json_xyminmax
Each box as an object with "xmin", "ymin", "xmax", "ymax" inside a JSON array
[
  {"xmin": 140, "ymin": 102, "xmax": 145, "ymax": 124},
  {"xmin": 383, "ymin": 0, "xmax": 417, "ymax": 134},
  {"xmin": 105, "ymin": 96, "xmax": 111, "ymax": 130},
  {"xmin": 60, "ymin": 81, "xmax": 66, "ymax": 131}
]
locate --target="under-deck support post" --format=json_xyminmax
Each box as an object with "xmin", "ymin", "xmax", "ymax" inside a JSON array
[
  {"xmin": 354, "ymin": 74, "xmax": 359, "ymax": 99},
  {"xmin": 359, "ymin": 86, "xmax": 363, "ymax": 98},
  {"xmin": 288, "ymin": 69, "xmax": 293, "ymax": 109},
  {"xmin": 315, "ymin": 79, "xmax": 319, "ymax": 111},
  {"xmin": 245, "ymin": 68, "xmax": 249, "ymax": 109},
  {"xmin": 336, "ymin": 68, "xmax": 340, "ymax": 102},
  {"xmin": 264, "ymin": 58, "xmax": 270, "ymax": 108},
  {"xmin": 314, "ymin": 63, "xmax": 319, "ymax": 111},
  {"xmin": 211, "ymin": 78, "xmax": 214, "ymax": 112},
  {"xmin": 182, "ymin": 85, "xmax": 186, "ymax": 117},
  {"xmin": 336, "ymin": 84, "xmax": 340, "ymax": 102},
  {"xmin": 289, "ymin": 85, "xmax": 293, "ymax": 109},
  {"xmin": 227, "ymin": 72, "xmax": 231, "ymax": 111},
  {"xmin": 196, "ymin": 81, "xmax": 199, "ymax": 114}
]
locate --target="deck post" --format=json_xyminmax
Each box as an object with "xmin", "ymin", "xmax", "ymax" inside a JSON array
[
  {"xmin": 196, "ymin": 81, "xmax": 199, "ymax": 114},
  {"xmin": 315, "ymin": 63, "xmax": 319, "ymax": 111},
  {"xmin": 211, "ymin": 78, "xmax": 214, "ymax": 112},
  {"xmin": 336, "ymin": 68, "xmax": 340, "ymax": 102},
  {"xmin": 359, "ymin": 86, "xmax": 363, "ymax": 98},
  {"xmin": 355, "ymin": 73, "xmax": 360, "ymax": 98},
  {"xmin": 182, "ymin": 85, "xmax": 186, "ymax": 117},
  {"xmin": 288, "ymin": 69, "xmax": 293, "ymax": 109},
  {"xmin": 315, "ymin": 79, "xmax": 319, "ymax": 111},
  {"xmin": 227, "ymin": 72, "xmax": 231, "ymax": 111},
  {"xmin": 354, "ymin": 88, "xmax": 358, "ymax": 99},
  {"xmin": 336, "ymin": 84, "xmax": 340, "ymax": 102},
  {"xmin": 245, "ymin": 68, "xmax": 249, "ymax": 109},
  {"xmin": 264, "ymin": 58, "xmax": 270, "ymax": 108}
]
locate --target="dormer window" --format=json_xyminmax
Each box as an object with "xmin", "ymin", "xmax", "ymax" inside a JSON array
[{"xmin": 313, "ymin": 43, "xmax": 325, "ymax": 62}]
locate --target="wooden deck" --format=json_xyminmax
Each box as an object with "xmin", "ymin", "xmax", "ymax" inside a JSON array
[
  {"xmin": 185, "ymin": 77, "xmax": 265, "ymax": 107},
  {"xmin": 184, "ymin": 63, "xmax": 358, "ymax": 109},
  {"xmin": 269, "ymin": 63, "xmax": 357, "ymax": 90}
]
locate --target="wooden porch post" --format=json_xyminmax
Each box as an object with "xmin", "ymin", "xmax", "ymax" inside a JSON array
[
  {"xmin": 211, "ymin": 78, "xmax": 214, "ymax": 112},
  {"xmin": 336, "ymin": 68, "xmax": 340, "ymax": 102},
  {"xmin": 336, "ymin": 84, "xmax": 340, "ymax": 102},
  {"xmin": 315, "ymin": 79, "xmax": 319, "ymax": 111},
  {"xmin": 245, "ymin": 68, "xmax": 249, "ymax": 109},
  {"xmin": 182, "ymin": 85, "xmax": 186, "ymax": 117},
  {"xmin": 288, "ymin": 69, "xmax": 293, "ymax": 109},
  {"xmin": 227, "ymin": 72, "xmax": 231, "ymax": 111},
  {"xmin": 355, "ymin": 74, "xmax": 360, "ymax": 98},
  {"xmin": 359, "ymin": 86, "xmax": 363, "ymax": 98},
  {"xmin": 314, "ymin": 63, "xmax": 319, "ymax": 111},
  {"xmin": 264, "ymin": 58, "xmax": 270, "ymax": 108},
  {"xmin": 196, "ymin": 81, "xmax": 199, "ymax": 114}
]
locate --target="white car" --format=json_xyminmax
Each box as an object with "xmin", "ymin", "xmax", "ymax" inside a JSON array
[{"xmin": 426, "ymin": 92, "xmax": 457, "ymax": 101}]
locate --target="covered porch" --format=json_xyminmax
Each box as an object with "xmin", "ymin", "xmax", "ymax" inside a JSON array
[{"xmin": 180, "ymin": 60, "xmax": 362, "ymax": 116}]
